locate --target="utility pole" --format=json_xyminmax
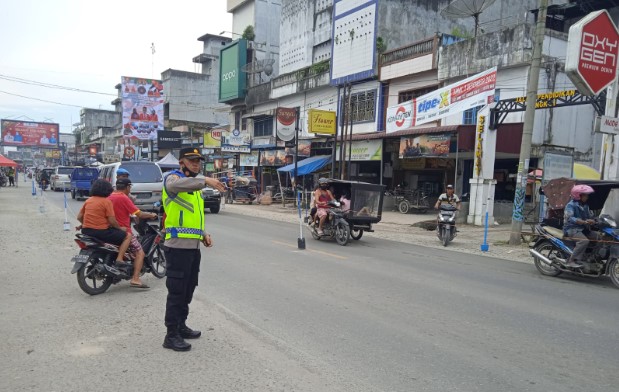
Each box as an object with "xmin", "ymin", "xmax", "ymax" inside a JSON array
[{"xmin": 509, "ymin": 0, "xmax": 548, "ymax": 245}]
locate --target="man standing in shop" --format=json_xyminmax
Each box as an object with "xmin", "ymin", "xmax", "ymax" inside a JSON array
[{"xmin": 161, "ymin": 147, "xmax": 225, "ymax": 352}]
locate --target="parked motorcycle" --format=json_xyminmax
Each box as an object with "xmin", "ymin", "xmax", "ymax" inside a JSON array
[
  {"xmin": 70, "ymin": 217, "xmax": 166, "ymax": 295},
  {"xmin": 437, "ymin": 205, "xmax": 457, "ymax": 246},
  {"xmin": 308, "ymin": 200, "xmax": 351, "ymax": 246},
  {"xmin": 529, "ymin": 215, "xmax": 619, "ymax": 289}
]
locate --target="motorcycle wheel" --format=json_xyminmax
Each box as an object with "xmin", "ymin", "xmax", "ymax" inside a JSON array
[
  {"xmin": 77, "ymin": 256, "xmax": 113, "ymax": 295},
  {"xmin": 398, "ymin": 200, "xmax": 410, "ymax": 214},
  {"xmin": 335, "ymin": 222, "xmax": 350, "ymax": 246},
  {"xmin": 608, "ymin": 258, "xmax": 619, "ymax": 289},
  {"xmin": 150, "ymin": 246, "xmax": 167, "ymax": 278},
  {"xmin": 532, "ymin": 241, "xmax": 563, "ymax": 277},
  {"xmin": 310, "ymin": 227, "xmax": 321, "ymax": 240},
  {"xmin": 71, "ymin": 189, "xmax": 76, "ymax": 199},
  {"xmin": 442, "ymin": 227, "xmax": 450, "ymax": 247},
  {"xmin": 350, "ymin": 229, "xmax": 363, "ymax": 240}
]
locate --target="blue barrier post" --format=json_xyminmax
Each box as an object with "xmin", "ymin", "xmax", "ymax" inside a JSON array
[{"xmin": 481, "ymin": 212, "xmax": 489, "ymax": 252}]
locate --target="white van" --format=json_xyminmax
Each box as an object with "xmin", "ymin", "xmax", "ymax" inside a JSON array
[{"xmin": 98, "ymin": 161, "xmax": 163, "ymax": 211}]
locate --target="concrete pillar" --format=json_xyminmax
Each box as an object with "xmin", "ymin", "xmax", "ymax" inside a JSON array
[{"xmin": 466, "ymin": 104, "xmax": 498, "ymax": 226}]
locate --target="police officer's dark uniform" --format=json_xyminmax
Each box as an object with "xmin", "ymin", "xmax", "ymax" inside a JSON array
[{"xmin": 162, "ymin": 147, "xmax": 221, "ymax": 351}]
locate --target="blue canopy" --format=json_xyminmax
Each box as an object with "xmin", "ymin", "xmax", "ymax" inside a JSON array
[{"xmin": 277, "ymin": 155, "xmax": 331, "ymax": 176}]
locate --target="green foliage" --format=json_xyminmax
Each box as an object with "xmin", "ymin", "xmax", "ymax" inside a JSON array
[
  {"xmin": 376, "ymin": 37, "xmax": 387, "ymax": 54},
  {"xmin": 310, "ymin": 60, "xmax": 330, "ymax": 74},
  {"xmin": 450, "ymin": 27, "xmax": 472, "ymax": 39},
  {"xmin": 242, "ymin": 25, "xmax": 255, "ymax": 41}
]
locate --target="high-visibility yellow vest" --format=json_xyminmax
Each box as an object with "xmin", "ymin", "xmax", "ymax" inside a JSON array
[{"xmin": 162, "ymin": 170, "xmax": 204, "ymax": 240}]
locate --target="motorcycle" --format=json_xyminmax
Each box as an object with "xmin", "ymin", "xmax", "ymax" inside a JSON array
[
  {"xmin": 308, "ymin": 200, "xmax": 351, "ymax": 246},
  {"xmin": 70, "ymin": 216, "xmax": 166, "ymax": 295},
  {"xmin": 437, "ymin": 205, "xmax": 457, "ymax": 246},
  {"xmin": 529, "ymin": 215, "xmax": 619, "ymax": 289}
]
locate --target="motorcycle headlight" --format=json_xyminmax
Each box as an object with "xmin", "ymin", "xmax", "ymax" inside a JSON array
[{"xmin": 439, "ymin": 215, "xmax": 448, "ymax": 222}]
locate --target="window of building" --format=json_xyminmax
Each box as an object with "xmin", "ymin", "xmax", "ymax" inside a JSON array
[
  {"xmin": 397, "ymin": 86, "xmax": 436, "ymax": 103},
  {"xmin": 253, "ymin": 117, "xmax": 274, "ymax": 137},
  {"xmin": 345, "ymin": 89, "xmax": 376, "ymax": 123},
  {"xmin": 462, "ymin": 106, "xmax": 483, "ymax": 125}
]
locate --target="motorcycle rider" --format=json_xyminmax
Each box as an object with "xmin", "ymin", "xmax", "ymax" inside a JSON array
[
  {"xmin": 314, "ymin": 178, "xmax": 334, "ymax": 236},
  {"xmin": 563, "ymin": 185, "xmax": 597, "ymax": 268},
  {"xmin": 108, "ymin": 178, "xmax": 158, "ymax": 288},
  {"xmin": 434, "ymin": 184, "xmax": 461, "ymax": 210}
]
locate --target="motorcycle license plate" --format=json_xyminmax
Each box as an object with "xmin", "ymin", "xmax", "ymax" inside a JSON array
[{"xmin": 71, "ymin": 254, "xmax": 90, "ymax": 264}]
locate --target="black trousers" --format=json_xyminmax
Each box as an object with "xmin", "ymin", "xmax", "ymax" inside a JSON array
[{"xmin": 164, "ymin": 248, "xmax": 201, "ymax": 328}]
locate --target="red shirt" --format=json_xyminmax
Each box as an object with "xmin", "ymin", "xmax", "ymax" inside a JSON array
[{"xmin": 108, "ymin": 192, "xmax": 140, "ymax": 231}]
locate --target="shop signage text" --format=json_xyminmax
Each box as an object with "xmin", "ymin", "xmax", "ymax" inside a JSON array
[
  {"xmin": 276, "ymin": 107, "xmax": 296, "ymax": 142},
  {"xmin": 336, "ymin": 139, "xmax": 382, "ymax": 161},
  {"xmin": 514, "ymin": 90, "xmax": 577, "ymax": 108},
  {"xmin": 597, "ymin": 115, "xmax": 619, "ymax": 135},
  {"xmin": 308, "ymin": 109, "xmax": 336, "ymax": 135},
  {"xmin": 475, "ymin": 115, "xmax": 485, "ymax": 177}
]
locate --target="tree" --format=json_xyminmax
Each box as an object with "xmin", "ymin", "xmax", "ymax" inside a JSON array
[{"xmin": 242, "ymin": 25, "xmax": 255, "ymax": 41}]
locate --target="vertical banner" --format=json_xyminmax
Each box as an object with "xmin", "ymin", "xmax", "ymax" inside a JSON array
[
  {"xmin": 121, "ymin": 76, "xmax": 165, "ymax": 141},
  {"xmin": 473, "ymin": 105, "xmax": 496, "ymax": 179},
  {"xmin": 276, "ymin": 107, "xmax": 296, "ymax": 142}
]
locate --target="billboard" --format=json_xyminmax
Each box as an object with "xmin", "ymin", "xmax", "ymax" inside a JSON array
[
  {"xmin": 157, "ymin": 131, "xmax": 182, "ymax": 149},
  {"xmin": 260, "ymin": 150, "xmax": 287, "ymax": 166},
  {"xmin": 221, "ymin": 128, "xmax": 251, "ymax": 153},
  {"xmin": 308, "ymin": 109, "xmax": 337, "ymax": 135},
  {"xmin": 399, "ymin": 134, "xmax": 451, "ymax": 158},
  {"xmin": 386, "ymin": 67, "xmax": 497, "ymax": 133},
  {"xmin": 204, "ymin": 129, "xmax": 222, "ymax": 148},
  {"xmin": 219, "ymin": 39, "xmax": 248, "ymax": 102},
  {"xmin": 121, "ymin": 76, "xmax": 165, "ymax": 141},
  {"xmin": 240, "ymin": 151, "xmax": 260, "ymax": 166},
  {"xmin": 276, "ymin": 107, "xmax": 296, "ymax": 142},
  {"xmin": 1, "ymin": 120, "xmax": 59, "ymax": 148}
]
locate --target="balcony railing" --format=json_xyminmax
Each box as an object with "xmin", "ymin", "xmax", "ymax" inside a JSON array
[
  {"xmin": 380, "ymin": 37, "xmax": 437, "ymax": 66},
  {"xmin": 272, "ymin": 60, "xmax": 330, "ymax": 89}
]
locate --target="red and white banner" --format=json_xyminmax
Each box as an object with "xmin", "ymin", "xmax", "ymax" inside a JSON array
[
  {"xmin": 1, "ymin": 120, "xmax": 60, "ymax": 147},
  {"xmin": 386, "ymin": 67, "xmax": 497, "ymax": 133},
  {"xmin": 276, "ymin": 107, "xmax": 297, "ymax": 142}
]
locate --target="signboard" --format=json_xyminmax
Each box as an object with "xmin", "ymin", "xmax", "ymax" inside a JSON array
[
  {"xmin": 336, "ymin": 139, "xmax": 382, "ymax": 161},
  {"xmin": 566, "ymin": 10, "xmax": 619, "ymax": 96},
  {"xmin": 219, "ymin": 39, "xmax": 247, "ymax": 102},
  {"xmin": 1, "ymin": 120, "xmax": 59, "ymax": 148},
  {"xmin": 542, "ymin": 152, "xmax": 573, "ymax": 184},
  {"xmin": 240, "ymin": 151, "xmax": 260, "ymax": 166},
  {"xmin": 221, "ymin": 128, "xmax": 251, "ymax": 153},
  {"xmin": 276, "ymin": 107, "xmax": 296, "ymax": 142},
  {"xmin": 385, "ymin": 67, "xmax": 496, "ymax": 133},
  {"xmin": 307, "ymin": 109, "xmax": 337, "ymax": 135},
  {"xmin": 399, "ymin": 134, "xmax": 451, "ymax": 158},
  {"xmin": 514, "ymin": 90, "xmax": 577, "ymax": 108},
  {"xmin": 596, "ymin": 115, "xmax": 619, "ymax": 135},
  {"xmin": 285, "ymin": 140, "xmax": 311, "ymax": 157},
  {"xmin": 204, "ymin": 129, "xmax": 222, "ymax": 148},
  {"xmin": 121, "ymin": 76, "xmax": 164, "ymax": 141},
  {"xmin": 260, "ymin": 150, "xmax": 286, "ymax": 166},
  {"xmin": 157, "ymin": 131, "xmax": 182, "ymax": 149}
]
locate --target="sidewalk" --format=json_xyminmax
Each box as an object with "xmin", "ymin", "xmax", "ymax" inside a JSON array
[{"xmin": 220, "ymin": 201, "xmax": 534, "ymax": 264}]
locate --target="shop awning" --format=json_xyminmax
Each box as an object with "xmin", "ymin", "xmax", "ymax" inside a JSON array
[
  {"xmin": 0, "ymin": 154, "xmax": 18, "ymax": 167},
  {"xmin": 277, "ymin": 155, "xmax": 331, "ymax": 176}
]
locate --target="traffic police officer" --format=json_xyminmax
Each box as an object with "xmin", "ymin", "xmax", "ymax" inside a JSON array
[{"xmin": 162, "ymin": 147, "xmax": 225, "ymax": 351}]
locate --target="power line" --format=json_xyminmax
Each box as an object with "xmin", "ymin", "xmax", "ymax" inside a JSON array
[{"xmin": 0, "ymin": 89, "xmax": 83, "ymax": 108}]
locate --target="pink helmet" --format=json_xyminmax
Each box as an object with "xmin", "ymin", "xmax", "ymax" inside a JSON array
[{"xmin": 571, "ymin": 184, "xmax": 594, "ymax": 200}]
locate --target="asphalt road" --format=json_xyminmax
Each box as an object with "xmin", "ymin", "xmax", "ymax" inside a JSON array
[{"xmin": 12, "ymin": 189, "xmax": 619, "ymax": 391}]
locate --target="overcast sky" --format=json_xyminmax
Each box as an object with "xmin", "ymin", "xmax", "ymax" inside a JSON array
[{"xmin": 0, "ymin": 0, "xmax": 232, "ymax": 134}]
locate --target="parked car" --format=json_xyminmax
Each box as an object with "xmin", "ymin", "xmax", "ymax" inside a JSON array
[
  {"xmin": 98, "ymin": 161, "xmax": 163, "ymax": 211},
  {"xmin": 202, "ymin": 185, "xmax": 222, "ymax": 213},
  {"xmin": 70, "ymin": 167, "xmax": 99, "ymax": 200},
  {"xmin": 51, "ymin": 166, "xmax": 75, "ymax": 191}
]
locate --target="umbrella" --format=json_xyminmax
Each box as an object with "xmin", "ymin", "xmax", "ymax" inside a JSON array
[{"xmin": 573, "ymin": 163, "xmax": 600, "ymax": 180}]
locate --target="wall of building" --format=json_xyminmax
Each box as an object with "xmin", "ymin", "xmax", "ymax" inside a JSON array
[
  {"xmin": 253, "ymin": 0, "xmax": 281, "ymax": 79},
  {"xmin": 231, "ymin": 0, "xmax": 255, "ymax": 36},
  {"xmin": 163, "ymin": 69, "xmax": 228, "ymax": 126},
  {"xmin": 385, "ymin": 70, "xmax": 438, "ymax": 108}
]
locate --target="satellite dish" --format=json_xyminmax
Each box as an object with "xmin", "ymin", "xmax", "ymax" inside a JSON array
[
  {"xmin": 241, "ymin": 58, "xmax": 276, "ymax": 74},
  {"xmin": 441, "ymin": 0, "xmax": 497, "ymax": 36}
]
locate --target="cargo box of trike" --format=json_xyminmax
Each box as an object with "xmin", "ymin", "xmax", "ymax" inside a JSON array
[{"xmin": 328, "ymin": 179, "xmax": 385, "ymax": 225}]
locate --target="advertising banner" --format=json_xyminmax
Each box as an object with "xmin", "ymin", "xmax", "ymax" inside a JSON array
[
  {"xmin": 308, "ymin": 109, "xmax": 337, "ymax": 135},
  {"xmin": 157, "ymin": 131, "xmax": 182, "ymax": 149},
  {"xmin": 260, "ymin": 150, "xmax": 287, "ymax": 166},
  {"xmin": 121, "ymin": 76, "xmax": 165, "ymax": 141},
  {"xmin": 276, "ymin": 107, "xmax": 297, "ymax": 142},
  {"xmin": 399, "ymin": 133, "xmax": 451, "ymax": 158},
  {"xmin": 219, "ymin": 39, "xmax": 248, "ymax": 102},
  {"xmin": 284, "ymin": 140, "xmax": 311, "ymax": 157},
  {"xmin": 542, "ymin": 153, "xmax": 573, "ymax": 185},
  {"xmin": 336, "ymin": 139, "xmax": 382, "ymax": 161},
  {"xmin": 1, "ymin": 120, "xmax": 59, "ymax": 148},
  {"xmin": 240, "ymin": 151, "xmax": 260, "ymax": 167},
  {"xmin": 204, "ymin": 129, "xmax": 222, "ymax": 147},
  {"xmin": 221, "ymin": 128, "xmax": 251, "ymax": 153},
  {"xmin": 386, "ymin": 67, "xmax": 496, "ymax": 133}
]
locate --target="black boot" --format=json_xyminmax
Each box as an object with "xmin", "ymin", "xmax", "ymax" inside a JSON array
[
  {"xmin": 163, "ymin": 326, "xmax": 191, "ymax": 351},
  {"xmin": 179, "ymin": 322, "xmax": 202, "ymax": 339}
]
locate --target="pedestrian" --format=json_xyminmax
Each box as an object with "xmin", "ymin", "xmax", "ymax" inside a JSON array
[
  {"xmin": 161, "ymin": 147, "xmax": 226, "ymax": 352},
  {"xmin": 7, "ymin": 167, "xmax": 15, "ymax": 187}
]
